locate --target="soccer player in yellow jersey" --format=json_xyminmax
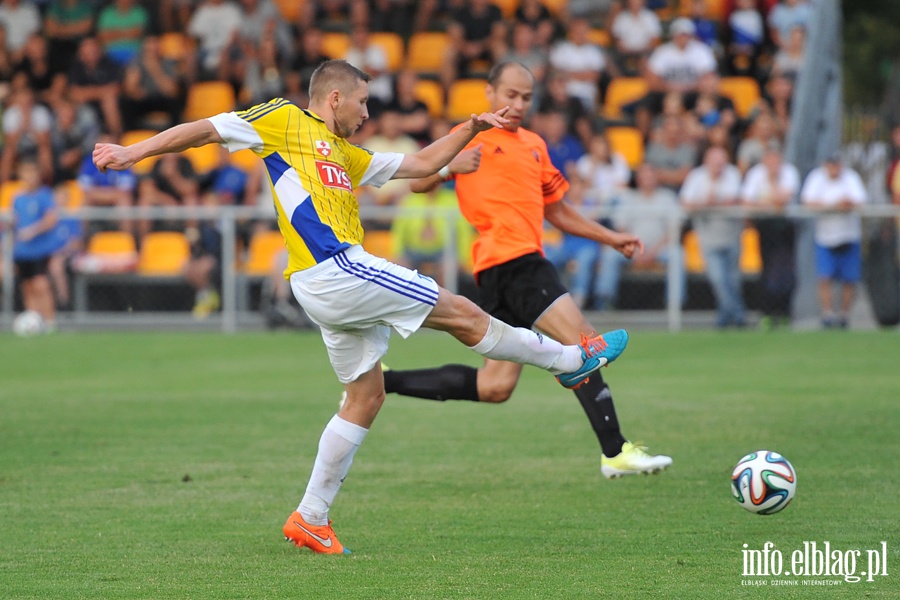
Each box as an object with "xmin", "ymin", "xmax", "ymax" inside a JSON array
[{"xmin": 93, "ymin": 60, "xmax": 628, "ymax": 554}]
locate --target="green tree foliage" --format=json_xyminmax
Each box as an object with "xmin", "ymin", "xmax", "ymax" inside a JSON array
[{"xmin": 842, "ymin": 1, "xmax": 900, "ymax": 106}]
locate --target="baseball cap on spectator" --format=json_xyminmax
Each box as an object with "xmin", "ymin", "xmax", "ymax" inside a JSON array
[
  {"xmin": 670, "ymin": 18, "xmax": 696, "ymax": 37},
  {"xmin": 824, "ymin": 150, "xmax": 842, "ymax": 163}
]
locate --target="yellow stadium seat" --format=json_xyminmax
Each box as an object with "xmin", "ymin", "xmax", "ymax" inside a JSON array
[
  {"xmin": 683, "ymin": 230, "xmax": 705, "ymax": 273},
  {"xmin": 0, "ymin": 179, "xmax": 26, "ymax": 210},
  {"xmin": 321, "ymin": 32, "xmax": 351, "ymax": 59},
  {"xmin": 60, "ymin": 179, "xmax": 85, "ymax": 209},
  {"xmin": 137, "ymin": 231, "xmax": 190, "ymax": 275},
  {"xmin": 494, "ymin": 0, "xmax": 521, "ymax": 18},
  {"xmin": 368, "ymin": 32, "xmax": 405, "ymax": 72},
  {"xmin": 603, "ymin": 77, "xmax": 649, "ymax": 120},
  {"xmin": 406, "ymin": 32, "xmax": 449, "ymax": 75},
  {"xmin": 242, "ymin": 230, "xmax": 285, "ymax": 276},
  {"xmin": 230, "ymin": 149, "xmax": 261, "ymax": 174},
  {"xmin": 87, "ymin": 231, "xmax": 137, "ymax": 256},
  {"xmin": 362, "ymin": 230, "xmax": 394, "ymax": 260},
  {"xmin": 589, "ymin": 28, "xmax": 611, "ymax": 47},
  {"xmin": 740, "ymin": 227, "xmax": 762, "ymax": 274},
  {"xmin": 446, "ymin": 79, "xmax": 490, "ymax": 122},
  {"xmin": 605, "ymin": 127, "xmax": 644, "ymax": 170},
  {"xmin": 183, "ymin": 144, "xmax": 219, "ymax": 174},
  {"xmin": 158, "ymin": 32, "xmax": 194, "ymax": 61},
  {"xmin": 273, "ymin": 0, "xmax": 306, "ymax": 21},
  {"xmin": 413, "ymin": 80, "xmax": 445, "ymax": 118},
  {"xmin": 541, "ymin": 0, "xmax": 568, "ymax": 17},
  {"xmin": 680, "ymin": 0, "xmax": 727, "ymax": 21},
  {"xmin": 719, "ymin": 76, "xmax": 761, "ymax": 118},
  {"xmin": 184, "ymin": 81, "xmax": 236, "ymax": 121}
]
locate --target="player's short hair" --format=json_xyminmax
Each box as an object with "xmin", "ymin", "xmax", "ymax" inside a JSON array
[
  {"xmin": 309, "ymin": 60, "xmax": 371, "ymax": 101},
  {"xmin": 487, "ymin": 61, "xmax": 535, "ymax": 89}
]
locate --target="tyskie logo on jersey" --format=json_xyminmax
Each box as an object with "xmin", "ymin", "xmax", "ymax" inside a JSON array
[
  {"xmin": 315, "ymin": 140, "xmax": 332, "ymax": 157},
  {"xmin": 316, "ymin": 161, "xmax": 352, "ymax": 192}
]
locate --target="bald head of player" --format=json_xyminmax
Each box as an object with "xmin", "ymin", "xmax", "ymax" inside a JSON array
[
  {"xmin": 485, "ymin": 62, "xmax": 535, "ymax": 132},
  {"xmin": 308, "ymin": 59, "xmax": 372, "ymax": 139}
]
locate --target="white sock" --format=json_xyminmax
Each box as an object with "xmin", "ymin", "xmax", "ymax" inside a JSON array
[
  {"xmin": 468, "ymin": 317, "xmax": 582, "ymax": 375},
  {"xmin": 297, "ymin": 415, "xmax": 368, "ymax": 526}
]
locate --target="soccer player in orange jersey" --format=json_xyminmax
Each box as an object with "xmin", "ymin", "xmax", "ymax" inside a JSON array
[{"xmin": 383, "ymin": 62, "xmax": 672, "ymax": 477}]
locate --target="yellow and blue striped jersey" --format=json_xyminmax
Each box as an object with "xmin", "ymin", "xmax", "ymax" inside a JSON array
[{"xmin": 208, "ymin": 99, "xmax": 404, "ymax": 277}]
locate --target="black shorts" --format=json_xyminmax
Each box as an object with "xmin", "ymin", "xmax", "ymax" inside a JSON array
[
  {"xmin": 15, "ymin": 256, "xmax": 51, "ymax": 281},
  {"xmin": 476, "ymin": 252, "xmax": 568, "ymax": 329}
]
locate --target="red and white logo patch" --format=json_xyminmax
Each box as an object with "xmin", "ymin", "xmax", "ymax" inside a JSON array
[
  {"xmin": 316, "ymin": 161, "xmax": 352, "ymax": 192},
  {"xmin": 315, "ymin": 140, "xmax": 332, "ymax": 157}
]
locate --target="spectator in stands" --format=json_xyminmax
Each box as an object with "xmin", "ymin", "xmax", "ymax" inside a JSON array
[
  {"xmin": 97, "ymin": 0, "xmax": 150, "ymax": 66},
  {"xmin": 386, "ymin": 69, "xmax": 431, "ymax": 145},
  {"xmin": 368, "ymin": 0, "xmax": 418, "ymax": 39},
  {"xmin": 135, "ymin": 152, "xmax": 200, "ymax": 238},
  {"xmin": 0, "ymin": 0, "xmax": 41, "ymax": 64},
  {"xmin": 575, "ymin": 132, "xmax": 631, "ymax": 211},
  {"xmin": 736, "ymin": 111, "xmax": 778, "ymax": 173},
  {"xmin": 187, "ymin": 0, "xmax": 243, "ymax": 80},
  {"xmin": 680, "ymin": 146, "xmax": 746, "ymax": 328},
  {"xmin": 688, "ymin": 72, "xmax": 738, "ymax": 136},
  {"xmin": 548, "ymin": 16, "xmax": 615, "ymax": 112},
  {"xmin": 68, "ymin": 36, "xmax": 124, "ymax": 136},
  {"xmin": 344, "ymin": 25, "xmax": 392, "ymax": 105},
  {"xmin": 238, "ymin": 0, "xmax": 292, "ymax": 60},
  {"xmin": 361, "ymin": 109, "xmax": 420, "ymax": 229},
  {"xmin": 299, "ymin": 0, "xmax": 368, "ymax": 31},
  {"xmin": 1, "ymin": 86, "xmax": 54, "ymax": 184},
  {"xmin": 762, "ymin": 73, "xmax": 793, "ymax": 137},
  {"xmin": 51, "ymin": 98, "xmax": 98, "ymax": 183},
  {"xmin": 441, "ymin": 0, "xmax": 506, "ymax": 89},
  {"xmin": 645, "ymin": 115, "xmax": 697, "ymax": 191},
  {"xmin": 238, "ymin": 35, "xmax": 286, "ymax": 107},
  {"xmin": 391, "ymin": 184, "xmax": 474, "ymax": 287},
  {"xmin": 767, "ymin": 0, "xmax": 811, "ymax": 50},
  {"xmin": 771, "ymin": 25, "xmax": 806, "ymax": 80},
  {"xmin": 77, "ymin": 131, "xmax": 136, "ymax": 231},
  {"xmin": 688, "ymin": 0, "xmax": 720, "ymax": 52},
  {"xmin": 12, "ymin": 158, "xmax": 59, "ymax": 331},
  {"xmin": 636, "ymin": 17, "xmax": 718, "ymax": 137},
  {"xmin": 503, "ymin": 21, "xmax": 549, "ymax": 88},
  {"xmin": 14, "ymin": 35, "xmax": 55, "ymax": 103},
  {"xmin": 610, "ymin": 0, "xmax": 662, "ymax": 76},
  {"xmin": 540, "ymin": 108, "xmax": 585, "ymax": 177},
  {"xmin": 740, "ymin": 140, "xmax": 800, "ymax": 329},
  {"xmin": 0, "ymin": 24, "xmax": 14, "ymax": 86},
  {"xmin": 514, "ymin": 0, "xmax": 557, "ymax": 50},
  {"xmin": 47, "ymin": 185, "xmax": 84, "ymax": 311},
  {"xmin": 44, "ymin": 0, "xmax": 94, "ymax": 75},
  {"xmin": 537, "ymin": 70, "xmax": 593, "ymax": 143},
  {"xmin": 594, "ymin": 163, "xmax": 682, "ymax": 310},
  {"xmin": 800, "ymin": 152, "xmax": 868, "ymax": 329},
  {"xmin": 726, "ymin": 0, "xmax": 765, "ymax": 79},
  {"xmin": 120, "ymin": 35, "xmax": 185, "ymax": 131},
  {"xmin": 289, "ymin": 27, "xmax": 328, "ymax": 99}
]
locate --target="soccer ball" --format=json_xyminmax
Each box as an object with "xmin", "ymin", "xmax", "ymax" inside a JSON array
[
  {"xmin": 12, "ymin": 310, "xmax": 45, "ymax": 337},
  {"xmin": 731, "ymin": 450, "xmax": 796, "ymax": 515}
]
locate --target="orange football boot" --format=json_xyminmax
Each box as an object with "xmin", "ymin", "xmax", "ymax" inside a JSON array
[{"xmin": 283, "ymin": 511, "xmax": 351, "ymax": 554}]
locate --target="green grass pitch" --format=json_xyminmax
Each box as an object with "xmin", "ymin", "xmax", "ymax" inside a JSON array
[{"xmin": 1, "ymin": 329, "xmax": 897, "ymax": 599}]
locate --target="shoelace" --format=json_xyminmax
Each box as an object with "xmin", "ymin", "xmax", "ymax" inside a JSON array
[
  {"xmin": 628, "ymin": 442, "xmax": 651, "ymax": 457},
  {"xmin": 580, "ymin": 332, "xmax": 608, "ymax": 357}
]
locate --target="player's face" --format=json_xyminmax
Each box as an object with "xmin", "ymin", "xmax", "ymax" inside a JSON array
[
  {"xmin": 333, "ymin": 80, "xmax": 370, "ymax": 138},
  {"xmin": 487, "ymin": 67, "xmax": 533, "ymax": 131}
]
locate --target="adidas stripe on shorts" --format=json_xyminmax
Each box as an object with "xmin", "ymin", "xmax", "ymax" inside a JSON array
[{"xmin": 290, "ymin": 245, "xmax": 440, "ymax": 383}]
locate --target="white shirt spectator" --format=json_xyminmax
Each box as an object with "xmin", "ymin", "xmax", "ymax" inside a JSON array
[
  {"xmin": 613, "ymin": 187, "xmax": 679, "ymax": 248},
  {"xmin": 800, "ymin": 166, "xmax": 867, "ymax": 247},
  {"xmin": 549, "ymin": 40, "xmax": 606, "ymax": 110},
  {"xmin": 729, "ymin": 9, "xmax": 765, "ymax": 46},
  {"xmin": 767, "ymin": 0, "xmax": 812, "ymax": 45},
  {"xmin": 680, "ymin": 163, "xmax": 743, "ymax": 249},
  {"xmin": 2, "ymin": 103, "xmax": 52, "ymax": 136},
  {"xmin": 611, "ymin": 9, "xmax": 662, "ymax": 54},
  {"xmin": 740, "ymin": 162, "xmax": 800, "ymax": 206},
  {"xmin": 648, "ymin": 40, "xmax": 717, "ymax": 87},
  {"xmin": 575, "ymin": 152, "xmax": 630, "ymax": 207},
  {"xmin": 344, "ymin": 45, "xmax": 392, "ymax": 103},
  {"xmin": 188, "ymin": 1, "xmax": 244, "ymax": 71},
  {"xmin": 0, "ymin": 1, "xmax": 41, "ymax": 53}
]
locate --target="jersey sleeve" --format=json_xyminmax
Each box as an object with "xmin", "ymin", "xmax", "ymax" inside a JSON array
[
  {"xmin": 207, "ymin": 111, "xmax": 264, "ymax": 154},
  {"xmin": 539, "ymin": 141, "xmax": 569, "ymax": 204},
  {"xmin": 345, "ymin": 143, "xmax": 404, "ymax": 189}
]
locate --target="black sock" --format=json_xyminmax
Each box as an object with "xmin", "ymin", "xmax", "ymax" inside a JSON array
[
  {"xmin": 574, "ymin": 374, "xmax": 626, "ymax": 457},
  {"xmin": 383, "ymin": 365, "xmax": 480, "ymax": 401}
]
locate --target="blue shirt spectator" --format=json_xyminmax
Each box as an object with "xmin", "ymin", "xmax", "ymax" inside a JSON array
[{"xmin": 14, "ymin": 186, "xmax": 57, "ymax": 260}]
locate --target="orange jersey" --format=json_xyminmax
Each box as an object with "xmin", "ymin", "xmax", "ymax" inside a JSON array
[{"xmin": 449, "ymin": 124, "xmax": 568, "ymax": 275}]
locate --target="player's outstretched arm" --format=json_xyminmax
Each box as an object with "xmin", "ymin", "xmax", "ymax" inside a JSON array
[
  {"xmin": 409, "ymin": 144, "xmax": 483, "ymax": 193},
  {"xmin": 92, "ymin": 120, "xmax": 224, "ymax": 172},
  {"xmin": 545, "ymin": 200, "xmax": 644, "ymax": 259},
  {"xmin": 393, "ymin": 108, "xmax": 508, "ymax": 180}
]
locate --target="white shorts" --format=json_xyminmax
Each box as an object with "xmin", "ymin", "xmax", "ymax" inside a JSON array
[{"xmin": 290, "ymin": 245, "xmax": 440, "ymax": 384}]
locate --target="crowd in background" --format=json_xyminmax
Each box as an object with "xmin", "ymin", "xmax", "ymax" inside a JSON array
[{"xmin": 1, "ymin": 0, "xmax": 899, "ymax": 331}]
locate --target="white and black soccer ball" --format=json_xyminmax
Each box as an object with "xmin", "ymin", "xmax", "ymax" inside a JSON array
[
  {"xmin": 731, "ymin": 450, "xmax": 796, "ymax": 515},
  {"xmin": 12, "ymin": 310, "xmax": 45, "ymax": 337}
]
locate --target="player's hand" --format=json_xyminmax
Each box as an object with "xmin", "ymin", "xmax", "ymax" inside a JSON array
[
  {"xmin": 470, "ymin": 106, "xmax": 510, "ymax": 132},
  {"xmin": 92, "ymin": 143, "xmax": 138, "ymax": 173},
  {"xmin": 609, "ymin": 231, "xmax": 644, "ymax": 259},
  {"xmin": 449, "ymin": 144, "xmax": 483, "ymax": 175}
]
